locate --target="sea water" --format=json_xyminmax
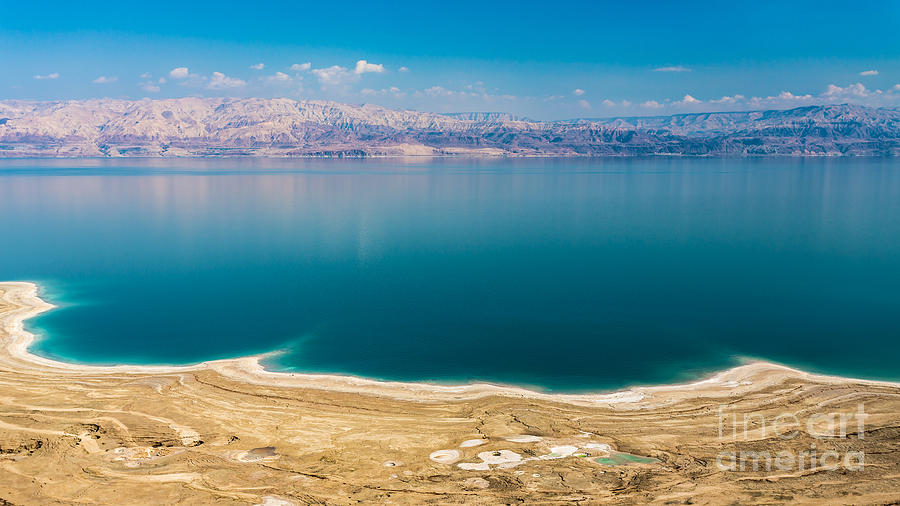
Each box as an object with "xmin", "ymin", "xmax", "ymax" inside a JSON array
[{"xmin": 1, "ymin": 157, "xmax": 898, "ymax": 392}]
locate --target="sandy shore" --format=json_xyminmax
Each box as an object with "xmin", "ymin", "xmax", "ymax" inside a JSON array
[{"xmin": 2, "ymin": 280, "xmax": 899, "ymax": 504}]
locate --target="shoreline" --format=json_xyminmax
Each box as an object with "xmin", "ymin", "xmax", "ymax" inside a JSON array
[
  {"xmin": 0, "ymin": 151, "xmax": 885, "ymax": 161},
  {"xmin": 3, "ymin": 280, "xmax": 898, "ymax": 406},
  {"xmin": 4, "ymin": 280, "xmax": 900, "ymax": 503}
]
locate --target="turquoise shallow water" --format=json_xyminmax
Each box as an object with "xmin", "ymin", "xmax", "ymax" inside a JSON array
[{"xmin": 1, "ymin": 158, "xmax": 898, "ymax": 392}]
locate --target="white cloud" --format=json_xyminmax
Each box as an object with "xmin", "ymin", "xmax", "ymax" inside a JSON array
[
  {"xmin": 577, "ymin": 99, "xmax": 591, "ymax": 110},
  {"xmin": 290, "ymin": 62, "xmax": 311, "ymax": 72},
  {"xmin": 710, "ymin": 94, "xmax": 745, "ymax": 104},
  {"xmin": 398, "ymin": 66, "xmax": 409, "ymax": 72},
  {"xmin": 264, "ymin": 72, "xmax": 293, "ymax": 85},
  {"xmin": 621, "ymin": 100, "xmax": 632, "ymax": 107},
  {"xmin": 169, "ymin": 67, "xmax": 189, "ymax": 79},
  {"xmin": 312, "ymin": 65, "xmax": 352, "ymax": 86},
  {"xmin": 677, "ymin": 94, "xmax": 701, "ymax": 104},
  {"xmin": 140, "ymin": 72, "xmax": 152, "ymax": 79},
  {"xmin": 207, "ymin": 71, "xmax": 246, "ymax": 89},
  {"xmin": 894, "ymin": 84, "xmax": 900, "ymax": 91},
  {"xmin": 140, "ymin": 82, "xmax": 161, "ymax": 93},
  {"xmin": 354, "ymin": 60, "xmax": 385, "ymax": 74},
  {"xmin": 424, "ymin": 85, "xmax": 454, "ymax": 97},
  {"xmin": 859, "ymin": 70, "xmax": 878, "ymax": 76},
  {"xmin": 360, "ymin": 86, "xmax": 406, "ymax": 98},
  {"xmin": 601, "ymin": 99, "xmax": 615, "ymax": 107},
  {"xmin": 653, "ymin": 66, "xmax": 690, "ymax": 72},
  {"xmin": 92, "ymin": 76, "xmax": 118, "ymax": 84},
  {"xmin": 824, "ymin": 83, "xmax": 869, "ymax": 98},
  {"xmin": 775, "ymin": 91, "xmax": 813, "ymax": 100},
  {"xmin": 33, "ymin": 73, "xmax": 59, "ymax": 80},
  {"xmin": 250, "ymin": 63, "xmax": 265, "ymax": 70},
  {"xmin": 158, "ymin": 77, "xmax": 167, "ymax": 84},
  {"xmin": 641, "ymin": 100, "xmax": 663, "ymax": 109},
  {"xmin": 573, "ymin": 88, "xmax": 585, "ymax": 96}
]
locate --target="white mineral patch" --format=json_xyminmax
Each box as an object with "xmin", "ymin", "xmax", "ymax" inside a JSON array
[
  {"xmin": 584, "ymin": 443, "xmax": 612, "ymax": 453},
  {"xmin": 477, "ymin": 449, "xmax": 523, "ymax": 465},
  {"xmin": 592, "ymin": 391, "xmax": 645, "ymax": 404},
  {"xmin": 255, "ymin": 497, "xmax": 296, "ymax": 506},
  {"xmin": 540, "ymin": 445, "xmax": 579, "ymax": 460},
  {"xmin": 504, "ymin": 435, "xmax": 542, "ymax": 443},
  {"xmin": 458, "ymin": 449, "xmax": 525, "ymax": 470},
  {"xmin": 459, "ymin": 439, "xmax": 487, "ymax": 447},
  {"xmin": 429, "ymin": 449, "xmax": 460, "ymax": 464}
]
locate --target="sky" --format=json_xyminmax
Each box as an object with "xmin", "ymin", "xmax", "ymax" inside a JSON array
[{"xmin": 2, "ymin": 0, "xmax": 900, "ymax": 120}]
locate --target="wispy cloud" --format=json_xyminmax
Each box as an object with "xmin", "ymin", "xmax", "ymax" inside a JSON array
[
  {"xmin": 354, "ymin": 60, "xmax": 385, "ymax": 74},
  {"xmin": 249, "ymin": 63, "xmax": 265, "ymax": 70},
  {"xmin": 263, "ymin": 72, "xmax": 294, "ymax": 85},
  {"xmin": 423, "ymin": 85, "xmax": 462, "ymax": 97},
  {"xmin": 169, "ymin": 67, "xmax": 190, "ymax": 79},
  {"xmin": 312, "ymin": 65, "xmax": 352, "ymax": 86},
  {"xmin": 416, "ymin": 85, "xmax": 516, "ymax": 103},
  {"xmin": 398, "ymin": 66, "xmax": 409, "ymax": 72},
  {"xmin": 207, "ymin": 71, "xmax": 246, "ymax": 89},
  {"xmin": 33, "ymin": 72, "xmax": 59, "ymax": 80},
  {"xmin": 859, "ymin": 70, "xmax": 879, "ymax": 76},
  {"xmin": 690, "ymin": 82, "xmax": 900, "ymax": 112},
  {"xmin": 641, "ymin": 100, "xmax": 663, "ymax": 109},
  {"xmin": 139, "ymin": 72, "xmax": 152, "ymax": 79},
  {"xmin": 653, "ymin": 66, "xmax": 690, "ymax": 72},
  {"xmin": 290, "ymin": 62, "xmax": 311, "ymax": 72},
  {"xmin": 577, "ymin": 99, "xmax": 591, "ymax": 109},
  {"xmin": 710, "ymin": 94, "xmax": 745, "ymax": 104},
  {"xmin": 92, "ymin": 76, "xmax": 118, "ymax": 84},
  {"xmin": 572, "ymin": 88, "xmax": 585, "ymax": 96},
  {"xmin": 140, "ymin": 82, "xmax": 161, "ymax": 93},
  {"xmin": 361, "ymin": 86, "xmax": 405, "ymax": 98}
]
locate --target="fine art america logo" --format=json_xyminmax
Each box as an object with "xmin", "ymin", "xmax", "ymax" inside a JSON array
[{"xmin": 716, "ymin": 404, "xmax": 866, "ymax": 472}]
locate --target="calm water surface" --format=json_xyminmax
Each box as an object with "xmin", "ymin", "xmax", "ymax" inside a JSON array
[{"xmin": 1, "ymin": 158, "xmax": 898, "ymax": 392}]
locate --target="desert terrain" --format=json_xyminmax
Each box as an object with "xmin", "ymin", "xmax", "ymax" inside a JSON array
[{"xmin": 1, "ymin": 281, "xmax": 898, "ymax": 505}]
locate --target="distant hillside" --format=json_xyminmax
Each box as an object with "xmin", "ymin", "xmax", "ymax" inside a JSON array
[
  {"xmin": 441, "ymin": 112, "xmax": 533, "ymax": 123},
  {"xmin": 0, "ymin": 99, "xmax": 897, "ymax": 157}
]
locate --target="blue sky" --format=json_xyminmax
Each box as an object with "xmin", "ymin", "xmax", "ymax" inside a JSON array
[{"xmin": 2, "ymin": 0, "xmax": 900, "ymax": 119}]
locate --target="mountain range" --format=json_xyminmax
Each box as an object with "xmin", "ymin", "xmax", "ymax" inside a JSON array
[{"xmin": 1, "ymin": 98, "xmax": 898, "ymax": 157}]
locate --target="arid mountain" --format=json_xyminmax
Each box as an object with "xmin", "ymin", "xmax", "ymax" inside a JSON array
[{"xmin": 0, "ymin": 98, "xmax": 898, "ymax": 157}]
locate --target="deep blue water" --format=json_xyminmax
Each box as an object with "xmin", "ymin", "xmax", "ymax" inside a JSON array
[{"xmin": 1, "ymin": 158, "xmax": 898, "ymax": 392}]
